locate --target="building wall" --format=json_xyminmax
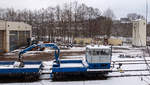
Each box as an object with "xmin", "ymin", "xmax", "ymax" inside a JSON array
[
  {"xmin": 0, "ymin": 31, "xmax": 4, "ymax": 50},
  {"xmin": 0, "ymin": 20, "xmax": 6, "ymax": 30},
  {"xmin": 132, "ymin": 19, "xmax": 146, "ymax": 46},
  {"xmin": 7, "ymin": 21, "xmax": 31, "ymax": 31}
]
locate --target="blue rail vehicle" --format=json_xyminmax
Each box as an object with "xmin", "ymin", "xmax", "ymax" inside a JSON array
[
  {"xmin": 0, "ymin": 43, "xmax": 59, "ymax": 80},
  {"xmin": 51, "ymin": 45, "xmax": 112, "ymax": 79}
]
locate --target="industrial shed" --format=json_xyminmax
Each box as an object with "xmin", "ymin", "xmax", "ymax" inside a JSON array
[
  {"xmin": 0, "ymin": 20, "xmax": 32, "ymax": 52},
  {"xmin": 132, "ymin": 19, "xmax": 146, "ymax": 46}
]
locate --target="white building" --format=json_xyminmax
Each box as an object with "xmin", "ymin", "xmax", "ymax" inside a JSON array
[
  {"xmin": 132, "ymin": 19, "xmax": 146, "ymax": 46},
  {"xmin": 0, "ymin": 20, "xmax": 32, "ymax": 52}
]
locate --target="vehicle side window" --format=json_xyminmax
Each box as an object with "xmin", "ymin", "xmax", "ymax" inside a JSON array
[
  {"xmin": 97, "ymin": 51, "xmax": 100, "ymax": 55},
  {"xmin": 105, "ymin": 50, "xmax": 110, "ymax": 55},
  {"xmin": 100, "ymin": 50, "xmax": 110, "ymax": 55},
  {"xmin": 89, "ymin": 50, "xmax": 91, "ymax": 55},
  {"xmin": 88, "ymin": 49, "xmax": 110, "ymax": 56},
  {"xmin": 100, "ymin": 50, "xmax": 105, "ymax": 55},
  {"xmin": 93, "ymin": 50, "xmax": 97, "ymax": 55}
]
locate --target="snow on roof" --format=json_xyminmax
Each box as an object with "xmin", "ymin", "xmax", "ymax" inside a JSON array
[{"xmin": 86, "ymin": 45, "xmax": 111, "ymax": 50}]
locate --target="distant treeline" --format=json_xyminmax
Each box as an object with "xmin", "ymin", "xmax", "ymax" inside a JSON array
[{"xmin": 0, "ymin": 1, "xmax": 149, "ymax": 42}]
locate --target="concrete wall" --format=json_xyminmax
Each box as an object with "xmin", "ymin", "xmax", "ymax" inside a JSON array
[
  {"xmin": 0, "ymin": 20, "xmax": 31, "ymax": 31},
  {"xmin": 7, "ymin": 21, "xmax": 31, "ymax": 31},
  {"xmin": 132, "ymin": 19, "xmax": 146, "ymax": 46},
  {"xmin": 0, "ymin": 20, "xmax": 6, "ymax": 30}
]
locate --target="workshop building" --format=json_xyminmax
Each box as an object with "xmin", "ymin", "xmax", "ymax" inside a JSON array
[{"xmin": 0, "ymin": 20, "xmax": 32, "ymax": 52}]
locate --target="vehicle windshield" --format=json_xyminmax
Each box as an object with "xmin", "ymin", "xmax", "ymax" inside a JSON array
[{"xmin": 88, "ymin": 49, "xmax": 110, "ymax": 56}]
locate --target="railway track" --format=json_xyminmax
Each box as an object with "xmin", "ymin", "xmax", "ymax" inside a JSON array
[
  {"xmin": 113, "ymin": 62, "xmax": 150, "ymax": 65},
  {"xmin": 108, "ymin": 74, "xmax": 150, "ymax": 78},
  {"xmin": 112, "ymin": 69, "xmax": 150, "ymax": 72},
  {"xmin": 41, "ymin": 68, "xmax": 150, "ymax": 74},
  {"xmin": 40, "ymin": 68, "xmax": 150, "ymax": 79},
  {"xmin": 41, "ymin": 60, "xmax": 150, "ymax": 73},
  {"xmin": 112, "ymin": 59, "xmax": 150, "ymax": 65},
  {"xmin": 112, "ymin": 60, "xmax": 150, "ymax": 62},
  {"xmin": 39, "ymin": 60, "xmax": 150, "ymax": 80},
  {"xmin": 39, "ymin": 74, "xmax": 150, "ymax": 80},
  {"xmin": 40, "ymin": 72, "xmax": 150, "ymax": 80}
]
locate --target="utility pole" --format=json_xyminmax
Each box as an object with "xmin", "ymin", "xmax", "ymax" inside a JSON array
[
  {"xmin": 68, "ymin": 0, "xmax": 71, "ymax": 43},
  {"xmin": 146, "ymin": 0, "xmax": 148, "ymax": 24},
  {"xmin": 146, "ymin": 0, "xmax": 148, "ymax": 46}
]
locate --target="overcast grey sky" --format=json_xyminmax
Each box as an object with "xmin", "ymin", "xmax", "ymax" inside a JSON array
[{"xmin": 0, "ymin": 0, "xmax": 149, "ymax": 19}]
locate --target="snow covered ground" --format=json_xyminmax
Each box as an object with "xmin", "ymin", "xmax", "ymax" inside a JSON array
[
  {"xmin": 0, "ymin": 77, "xmax": 148, "ymax": 85},
  {"xmin": 1, "ymin": 46, "xmax": 150, "ymax": 85}
]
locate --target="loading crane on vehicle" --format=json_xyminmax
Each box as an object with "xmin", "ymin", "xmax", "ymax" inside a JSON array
[
  {"xmin": 18, "ymin": 43, "xmax": 60, "ymax": 67},
  {"xmin": 50, "ymin": 45, "xmax": 112, "ymax": 80},
  {"xmin": 0, "ymin": 43, "xmax": 60, "ymax": 79}
]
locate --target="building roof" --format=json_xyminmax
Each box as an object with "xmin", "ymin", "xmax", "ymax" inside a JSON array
[{"xmin": 0, "ymin": 20, "xmax": 31, "ymax": 31}]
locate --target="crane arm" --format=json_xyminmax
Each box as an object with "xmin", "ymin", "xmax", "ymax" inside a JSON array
[{"xmin": 18, "ymin": 43, "xmax": 60, "ymax": 64}]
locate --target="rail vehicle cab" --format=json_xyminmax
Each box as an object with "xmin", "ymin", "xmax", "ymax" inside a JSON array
[{"xmin": 86, "ymin": 45, "xmax": 112, "ymax": 69}]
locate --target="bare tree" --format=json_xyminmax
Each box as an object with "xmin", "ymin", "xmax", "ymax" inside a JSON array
[
  {"xmin": 103, "ymin": 8, "xmax": 115, "ymax": 20},
  {"xmin": 103, "ymin": 8, "xmax": 114, "ymax": 38},
  {"xmin": 0, "ymin": 2, "xmax": 118, "ymax": 43}
]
